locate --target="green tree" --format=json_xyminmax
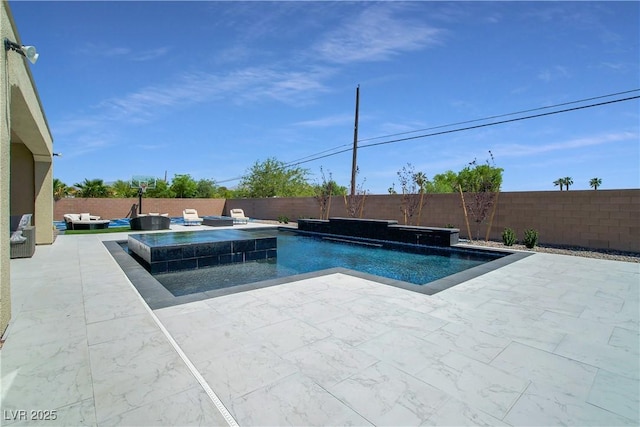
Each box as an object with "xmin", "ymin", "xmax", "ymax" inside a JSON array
[
  {"xmin": 170, "ymin": 174, "xmax": 198, "ymax": 198},
  {"xmin": 74, "ymin": 178, "xmax": 109, "ymax": 198},
  {"xmin": 196, "ymin": 178, "xmax": 216, "ymax": 198},
  {"xmin": 562, "ymin": 176, "xmax": 574, "ymax": 191},
  {"xmin": 589, "ymin": 177, "xmax": 602, "ymax": 190},
  {"xmin": 238, "ymin": 157, "xmax": 313, "ymax": 198},
  {"xmin": 457, "ymin": 152, "xmax": 503, "ymax": 240},
  {"xmin": 427, "ymin": 170, "xmax": 458, "ymax": 193},
  {"xmin": 53, "ymin": 178, "xmax": 69, "ymax": 201},
  {"xmin": 110, "ymin": 179, "xmax": 137, "ymax": 198},
  {"xmin": 145, "ymin": 179, "xmax": 175, "ymax": 198},
  {"xmin": 553, "ymin": 178, "xmax": 564, "ymax": 191}
]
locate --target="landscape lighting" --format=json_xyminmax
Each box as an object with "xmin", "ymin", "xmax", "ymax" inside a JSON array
[{"xmin": 4, "ymin": 38, "xmax": 39, "ymax": 64}]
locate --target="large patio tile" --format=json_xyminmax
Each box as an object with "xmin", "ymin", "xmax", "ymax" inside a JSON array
[
  {"xmin": 163, "ymin": 317, "xmax": 255, "ymax": 364},
  {"xmin": 424, "ymin": 322, "xmax": 511, "ymax": 364},
  {"xmin": 197, "ymin": 343, "xmax": 299, "ymax": 403},
  {"xmin": 231, "ymin": 372, "xmax": 371, "ymax": 426},
  {"xmin": 90, "ymin": 350, "xmax": 196, "ymax": 423},
  {"xmin": 87, "ymin": 313, "xmax": 160, "ymax": 346},
  {"xmin": 490, "ymin": 341, "xmax": 598, "ymax": 399},
  {"xmin": 587, "ymin": 369, "xmax": 640, "ymax": 422},
  {"xmin": 154, "ymin": 299, "xmax": 212, "ymax": 319},
  {"xmin": 532, "ymin": 309, "xmax": 614, "ymax": 345},
  {"xmin": 413, "ymin": 351, "xmax": 528, "ymax": 419},
  {"xmin": 100, "ymin": 386, "xmax": 230, "ymax": 427},
  {"xmin": 423, "ymin": 396, "xmax": 510, "ymax": 426},
  {"xmin": 315, "ymin": 312, "xmax": 391, "ymax": 346},
  {"xmin": 1, "ymin": 340, "xmax": 93, "ymax": 413},
  {"xmin": 282, "ymin": 336, "xmax": 378, "ymax": 388},
  {"xmin": 357, "ymin": 329, "xmax": 449, "ymax": 375},
  {"xmin": 504, "ymin": 382, "xmax": 637, "ymax": 426},
  {"xmin": 83, "ymin": 289, "xmax": 148, "ymax": 324},
  {"xmin": 328, "ymin": 361, "xmax": 450, "ymax": 426},
  {"xmin": 553, "ymin": 334, "xmax": 640, "ymax": 380},
  {"xmin": 609, "ymin": 326, "xmax": 640, "ymax": 354},
  {"xmin": 248, "ymin": 318, "xmax": 330, "ymax": 355},
  {"xmin": 286, "ymin": 298, "xmax": 353, "ymax": 324}
]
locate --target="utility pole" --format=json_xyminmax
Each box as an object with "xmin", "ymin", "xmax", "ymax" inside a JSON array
[{"xmin": 350, "ymin": 85, "xmax": 360, "ymax": 196}]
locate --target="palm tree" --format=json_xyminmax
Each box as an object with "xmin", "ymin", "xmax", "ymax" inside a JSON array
[
  {"xmin": 73, "ymin": 178, "xmax": 109, "ymax": 198},
  {"xmin": 553, "ymin": 179, "xmax": 564, "ymax": 191},
  {"xmin": 562, "ymin": 176, "xmax": 574, "ymax": 191},
  {"xmin": 53, "ymin": 178, "xmax": 69, "ymax": 201},
  {"xmin": 413, "ymin": 172, "xmax": 429, "ymax": 226},
  {"xmin": 589, "ymin": 177, "xmax": 602, "ymax": 190}
]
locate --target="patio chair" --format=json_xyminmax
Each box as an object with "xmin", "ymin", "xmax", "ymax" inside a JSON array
[
  {"xmin": 10, "ymin": 214, "xmax": 35, "ymax": 259},
  {"xmin": 183, "ymin": 209, "xmax": 203, "ymax": 226},
  {"xmin": 230, "ymin": 208, "xmax": 249, "ymax": 224}
]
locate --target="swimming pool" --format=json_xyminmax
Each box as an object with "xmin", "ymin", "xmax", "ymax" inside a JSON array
[{"xmin": 149, "ymin": 230, "xmax": 505, "ymax": 297}]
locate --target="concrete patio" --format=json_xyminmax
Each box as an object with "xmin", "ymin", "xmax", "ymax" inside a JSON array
[{"xmin": 1, "ymin": 224, "xmax": 638, "ymax": 426}]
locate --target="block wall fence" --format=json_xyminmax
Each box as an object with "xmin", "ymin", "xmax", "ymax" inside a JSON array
[{"xmin": 54, "ymin": 189, "xmax": 639, "ymax": 252}]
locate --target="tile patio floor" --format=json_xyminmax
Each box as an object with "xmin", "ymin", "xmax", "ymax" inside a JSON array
[{"xmin": 1, "ymin": 224, "xmax": 638, "ymax": 426}]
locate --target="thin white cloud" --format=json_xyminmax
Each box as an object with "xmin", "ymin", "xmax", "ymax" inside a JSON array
[
  {"xmin": 56, "ymin": 65, "xmax": 335, "ymax": 143},
  {"xmin": 293, "ymin": 114, "xmax": 353, "ymax": 128},
  {"xmin": 77, "ymin": 43, "xmax": 169, "ymax": 61},
  {"xmin": 312, "ymin": 5, "xmax": 442, "ymax": 64},
  {"xmin": 537, "ymin": 65, "xmax": 570, "ymax": 82},
  {"xmin": 495, "ymin": 132, "xmax": 637, "ymax": 157}
]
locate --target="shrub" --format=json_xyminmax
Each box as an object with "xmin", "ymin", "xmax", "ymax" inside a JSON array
[
  {"xmin": 502, "ymin": 227, "xmax": 517, "ymax": 246},
  {"xmin": 277, "ymin": 215, "xmax": 289, "ymax": 224},
  {"xmin": 523, "ymin": 229, "xmax": 539, "ymax": 249}
]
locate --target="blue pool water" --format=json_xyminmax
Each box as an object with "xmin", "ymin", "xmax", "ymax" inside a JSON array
[{"xmin": 151, "ymin": 231, "xmax": 504, "ymax": 297}]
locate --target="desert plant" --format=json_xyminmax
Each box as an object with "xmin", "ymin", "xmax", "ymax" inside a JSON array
[
  {"xmin": 502, "ymin": 227, "xmax": 517, "ymax": 246},
  {"xmin": 523, "ymin": 229, "xmax": 539, "ymax": 249},
  {"xmin": 277, "ymin": 215, "xmax": 289, "ymax": 224}
]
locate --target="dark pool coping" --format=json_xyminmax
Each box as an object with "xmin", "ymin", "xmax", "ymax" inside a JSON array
[{"xmin": 104, "ymin": 239, "xmax": 532, "ymax": 310}]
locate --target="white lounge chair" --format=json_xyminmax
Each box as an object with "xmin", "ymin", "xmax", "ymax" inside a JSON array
[
  {"xmin": 63, "ymin": 213, "xmax": 110, "ymax": 230},
  {"xmin": 183, "ymin": 209, "xmax": 203, "ymax": 226},
  {"xmin": 230, "ymin": 209, "xmax": 249, "ymax": 224}
]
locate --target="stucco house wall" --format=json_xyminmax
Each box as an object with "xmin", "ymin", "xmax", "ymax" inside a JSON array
[{"xmin": 1, "ymin": 0, "xmax": 54, "ymax": 336}]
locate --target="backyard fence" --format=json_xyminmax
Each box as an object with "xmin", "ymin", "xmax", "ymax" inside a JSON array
[{"xmin": 54, "ymin": 189, "xmax": 639, "ymax": 252}]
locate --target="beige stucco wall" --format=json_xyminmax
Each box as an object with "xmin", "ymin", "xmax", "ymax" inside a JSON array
[{"xmin": 1, "ymin": 0, "xmax": 54, "ymax": 336}]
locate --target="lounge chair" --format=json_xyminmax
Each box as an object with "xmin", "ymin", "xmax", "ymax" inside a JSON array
[
  {"xmin": 230, "ymin": 208, "xmax": 249, "ymax": 224},
  {"xmin": 183, "ymin": 209, "xmax": 203, "ymax": 226},
  {"xmin": 63, "ymin": 213, "xmax": 110, "ymax": 230},
  {"xmin": 10, "ymin": 214, "xmax": 35, "ymax": 258}
]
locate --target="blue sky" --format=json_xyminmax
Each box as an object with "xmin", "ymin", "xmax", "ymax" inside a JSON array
[{"xmin": 10, "ymin": 1, "xmax": 639, "ymax": 193}]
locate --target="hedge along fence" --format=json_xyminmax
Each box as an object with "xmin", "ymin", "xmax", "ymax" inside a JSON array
[{"xmin": 54, "ymin": 190, "xmax": 639, "ymax": 252}]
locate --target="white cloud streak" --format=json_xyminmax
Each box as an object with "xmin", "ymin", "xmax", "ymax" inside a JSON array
[
  {"xmin": 495, "ymin": 131, "xmax": 637, "ymax": 157},
  {"xmin": 312, "ymin": 5, "xmax": 442, "ymax": 64}
]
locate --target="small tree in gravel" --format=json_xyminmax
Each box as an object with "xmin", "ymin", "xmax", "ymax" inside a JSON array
[{"xmin": 457, "ymin": 152, "xmax": 503, "ymax": 240}]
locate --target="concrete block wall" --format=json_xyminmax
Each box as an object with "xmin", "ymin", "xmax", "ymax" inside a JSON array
[
  {"xmin": 54, "ymin": 198, "xmax": 226, "ymax": 222},
  {"xmin": 51, "ymin": 190, "xmax": 639, "ymax": 252},
  {"xmin": 228, "ymin": 190, "xmax": 639, "ymax": 252}
]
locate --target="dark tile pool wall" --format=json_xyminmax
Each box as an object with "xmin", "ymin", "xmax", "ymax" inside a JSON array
[{"xmin": 134, "ymin": 237, "xmax": 277, "ymax": 274}]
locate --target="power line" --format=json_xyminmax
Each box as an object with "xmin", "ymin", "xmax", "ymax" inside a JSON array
[
  {"xmin": 357, "ymin": 88, "xmax": 640, "ymax": 143},
  {"xmin": 360, "ymin": 95, "xmax": 640, "ymax": 150},
  {"xmin": 215, "ymin": 91, "xmax": 639, "ymax": 184},
  {"xmin": 282, "ymin": 88, "xmax": 640, "ymax": 166}
]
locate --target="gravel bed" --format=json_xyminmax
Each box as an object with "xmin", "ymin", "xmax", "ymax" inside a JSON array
[{"xmin": 460, "ymin": 240, "xmax": 640, "ymax": 263}]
